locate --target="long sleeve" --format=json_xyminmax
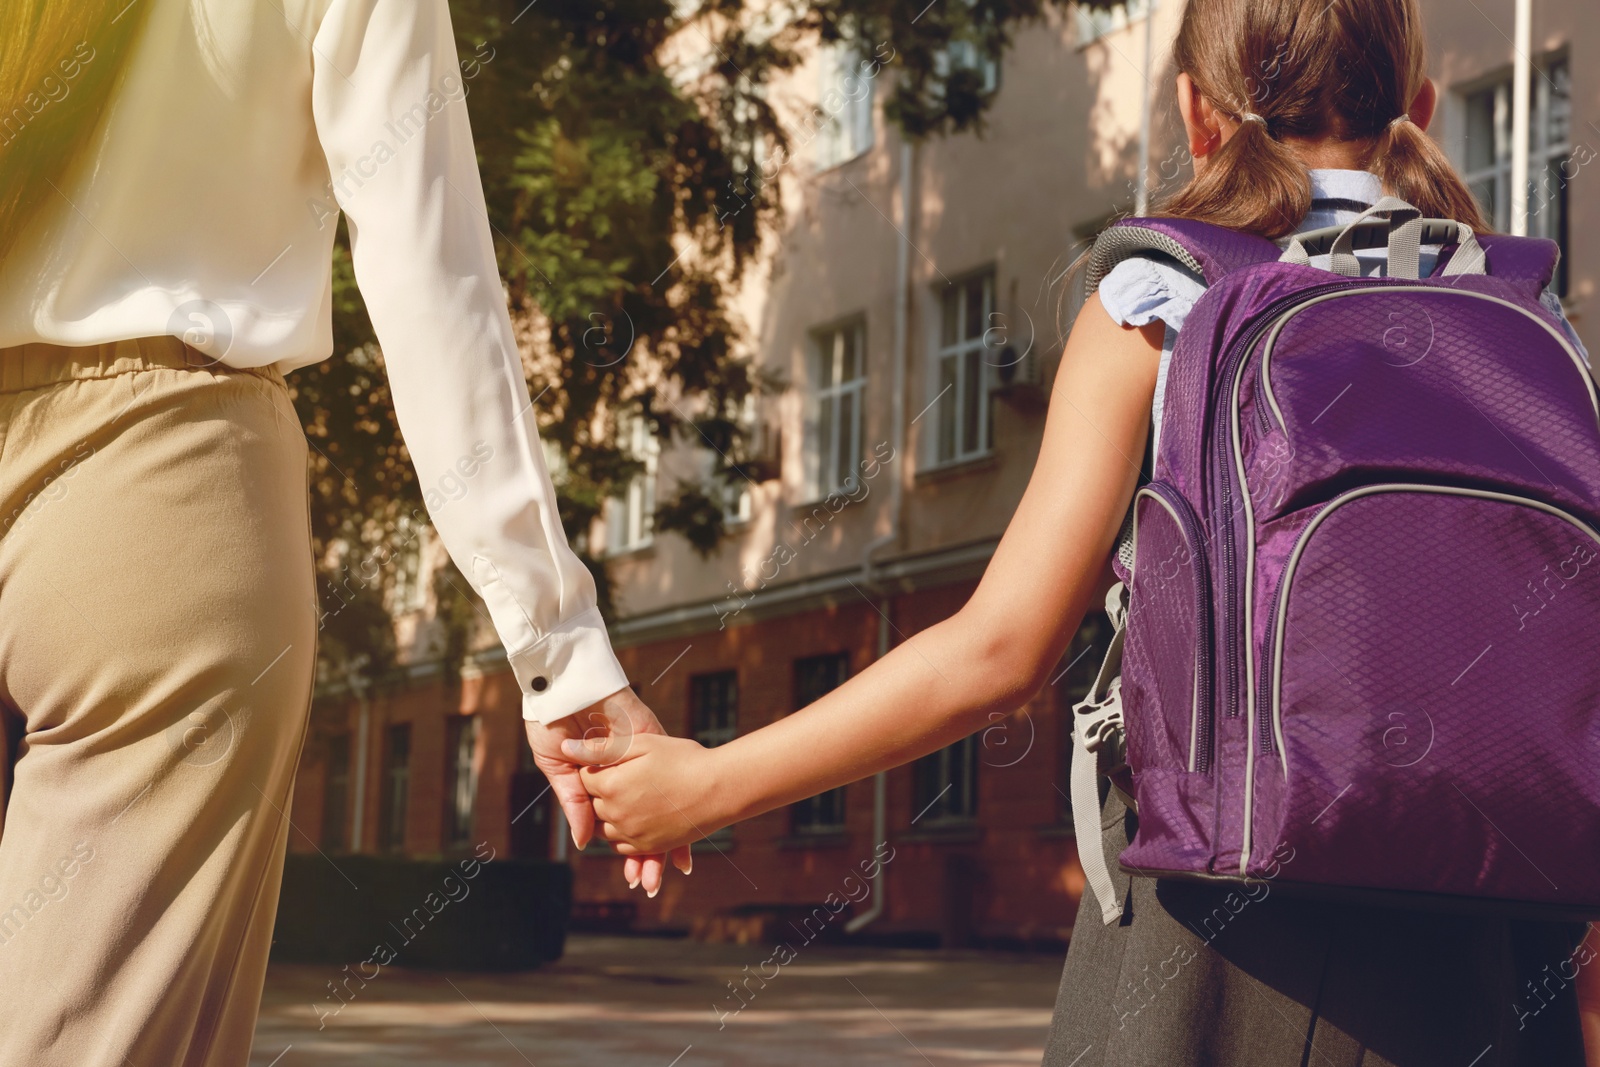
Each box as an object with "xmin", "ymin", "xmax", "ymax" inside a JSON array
[{"xmin": 310, "ymin": 0, "xmax": 629, "ymax": 723}]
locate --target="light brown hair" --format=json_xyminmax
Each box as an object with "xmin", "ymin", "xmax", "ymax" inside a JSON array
[
  {"xmin": 1160, "ymin": 0, "xmax": 1489, "ymax": 238},
  {"xmin": 0, "ymin": 1, "xmax": 154, "ymax": 264}
]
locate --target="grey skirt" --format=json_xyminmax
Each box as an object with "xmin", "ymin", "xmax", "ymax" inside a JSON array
[{"xmin": 1041, "ymin": 788, "xmax": 1589, "ymax": 1067}]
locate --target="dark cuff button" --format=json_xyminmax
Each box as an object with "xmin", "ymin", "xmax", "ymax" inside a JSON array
[{"xmin": 529, "ymin": 675, "xmax": 549, "ymax": 693}]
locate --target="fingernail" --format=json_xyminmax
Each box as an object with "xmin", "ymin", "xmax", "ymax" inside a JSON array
[
  {"xmin": 627, "ymin": 878, "xmax": 640, "ymax": 889},
  {"xmin": 647, "ymin": 886, "xmax": 659, "ymax": 899}
]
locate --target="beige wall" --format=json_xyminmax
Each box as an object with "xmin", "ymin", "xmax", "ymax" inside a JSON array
[{"xmin": 605, "ymin": 0, "xmax": 1596, "ymax": 632}]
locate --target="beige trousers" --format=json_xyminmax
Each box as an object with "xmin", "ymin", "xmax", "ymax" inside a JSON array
[{"xmin": 0, "ymin": 339, "xmax": 316, "ymax": 1066}]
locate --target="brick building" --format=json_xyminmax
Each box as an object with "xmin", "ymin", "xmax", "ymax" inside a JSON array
[{"xmin": 287, "ymin": 0, "xmax": 1594, "ymax": 943}]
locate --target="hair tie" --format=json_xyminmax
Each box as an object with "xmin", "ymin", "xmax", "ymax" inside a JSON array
[
  {"xmin": 1387, "ymin": 113, "xmax": 1410, "ymax": 131},
  {"xmin": 1237, "ymin": 111, "xmax": 1268, "ymax": 126}
]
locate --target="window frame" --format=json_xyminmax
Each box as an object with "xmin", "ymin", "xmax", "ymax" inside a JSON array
[
  {"xmin": 688, "ymin": 671, "xmax": 739, "ymax": 846},
  {"xmin": 812, "ymin": 40, "xmax": 876, "ymax": 172},
  {"xmin": 912, "ymin": 734, "xmax": 980, "ymax": 828},
  {"xmin": 1455, "ymin": 52, "xmax": 1572, "ymax": 295},
  {"xmin": 926, "ymin": 270, "xmax": 999, "ymax": 470},
  {"xmin": 444, "ymin": 715, "xmax": 482, "ymax": 848},
  {"xmin": 689, "ymin": 671, "xmax": 740, "ymax": 749},
  {"xmin": 804, "ymin": 317, "xmax": 868, "ymax": 500},
  {"xmin": 1073, "ymin": 0, "xmax": 1157, "ymax": 49},
  {"xmin": 605, "ymin": 414, "xmax": 659, "ymax": 556},
  {"xmin": 321, "ymin": 732, "xmax": 351, "ymax": 851},
  {"xmin": 789, "ymin": 653, "xmax": 852, "ymax": 836},
  {"xmin": 378, "ymin": 722, "xmax": 412, "ymax": 854}
]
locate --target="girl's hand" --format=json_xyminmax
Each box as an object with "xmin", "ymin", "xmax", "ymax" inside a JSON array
[
  {"xmin": 564, "ymin": 733, "xmax": 732, "ymax": 855},
  {"xmin": 526, "ymin": 689, "xmax": 692, "ymax": 895}
]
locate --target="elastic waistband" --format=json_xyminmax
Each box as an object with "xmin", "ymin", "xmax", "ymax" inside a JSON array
[{"xmin": 0, "ymin": 337, "xmax": 285, "ymax": 394}]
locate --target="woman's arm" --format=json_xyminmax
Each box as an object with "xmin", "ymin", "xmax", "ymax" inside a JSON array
[{"xmin": 577, "ymin": 296, "xmax": 1164, "ymax": 853}]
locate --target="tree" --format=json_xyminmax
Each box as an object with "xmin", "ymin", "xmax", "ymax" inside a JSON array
[{"xmin": 292, "ymin": 0, "xmax": 1109, "ymax": 681}]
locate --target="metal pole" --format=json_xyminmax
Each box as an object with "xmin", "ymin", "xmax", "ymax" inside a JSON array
[
  {"xmin": 1135, "ymin": 0, "xmax": 1155, "ymax": 215},
  {"xmin": 348, "ymin": 668, "xmax": 371, "ymax": 852},
  {"xmin": 1509, "ymin": 0, "xmax": 1532, "ymax": 236},
  {"xmin": 848, "ymin": 137, "xmax": 915, "ymax": 935}
]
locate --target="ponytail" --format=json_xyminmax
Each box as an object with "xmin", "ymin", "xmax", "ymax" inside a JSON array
[
  {"xmin": 1152, "ymin": 0, "xmax": 1494, "ymax": 239},
  {"xmin": 1372, "ymin": 117, "xmax": 1490, "ymax": 232},
  {"xmin": 1159, "ymin": 117, "xmax": 1313, "ymax": 239}
]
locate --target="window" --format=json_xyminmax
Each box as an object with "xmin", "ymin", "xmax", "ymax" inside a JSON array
[
  {"xmin": 1460, "ymin": 56, "xmax": 1572, "ymax": 295},
  {"xmin": 378, "ymin": 723, "xmax": 412, "ymax": 853},
  {"xmin": 689, "ymin": 672, "xmax": 738, "ymax": 844},
  {"xmin": 605, "ymin": 415, "xmax": 659, "ymax": 554},
  {"xmin": 790, "ymin": 654, "xmax": 851, "ymax": 834},
  {"xmin": 930, "ymin": 273, "xmax": 998, "ymax": 467},
  {"xmin": 1056, "ymin": 612, "xmax": 1114, "ymax": 825},
  {"xmin": 936, "ymin": 38, "xmax": 999, "ymax": 94},
  {"xmin": 389, "ymin": 517, "xmax": 429, "ymax": 615},
  {"xmin": 1074, "ymin": 0, "xmax": 1156, "ymax": 47},
  {"xmin": 711, "ymin": 392, "xmax": 773, "ymax": 525},
  {"xmin": 805, "ymin": 319, "xmax": 866, "ymax": 498},
  {"xmin": 690, "ymin": 672, "xmax": 739, "ymax": 748},
  {"xmin": 444, "ymin": 715, "xmax": 481, "ymax": 847},
  {"xmin": 813, "ymin": 41, "xmax": 875, "ymax": 170},
  {"xmin": 913, "ymin": 735, "xmax": 979, "ymax": 826},
  {"xmin": 510, "ymin": 741, "xmax": 553, "ymax": 859},
  {"xmin": 321, "ymin": 733, "xmax": 351, "ymax": 851}
]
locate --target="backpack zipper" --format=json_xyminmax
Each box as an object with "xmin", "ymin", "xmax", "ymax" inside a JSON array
[
  {"xmin": 1136, "ymin": 484, "xmax": 1216, "ymax": 774},
  {"xmin": 1248, "ymin": 285, "xmax": 1600, "ymax": 764},
  {"xmin": 1213, "ymin": 282, "xmax": 1355, "ymax": 726},
  {"xmin": 1256, "ymin": 287, "xmax": 1600, "ymax": 444},
  {"xmin": 1258, "ymin": 484, "xmax": 1600, "ymax": 766},
  {"xmin": 1218, "ymin": 280, "xmax": 1358, "ymax": 875}
]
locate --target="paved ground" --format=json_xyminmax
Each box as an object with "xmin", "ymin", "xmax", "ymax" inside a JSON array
[{"xmin": 251, "ymin": 934, "xmax": 1066, "ymax": 1066}]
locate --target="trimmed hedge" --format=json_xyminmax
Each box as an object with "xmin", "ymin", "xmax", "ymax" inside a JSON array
[{"xmin": 270, "ymin": 849, "xmax": 571, "ymax": 971}]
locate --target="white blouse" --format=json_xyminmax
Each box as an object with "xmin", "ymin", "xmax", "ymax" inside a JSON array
[{"xmin": 0, "ymin": 0, "xmax": 627, "ymax": 723}]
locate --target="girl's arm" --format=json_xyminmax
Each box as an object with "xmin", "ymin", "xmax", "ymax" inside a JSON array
[{"xmin": 577, "ymin": 296, "xmax": 1163, "ymax": 853}]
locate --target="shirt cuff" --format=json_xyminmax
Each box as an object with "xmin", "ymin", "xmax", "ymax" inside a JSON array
[{"xmin": 510, "ymin": 605, "xmax": 632, "ymax": 725}]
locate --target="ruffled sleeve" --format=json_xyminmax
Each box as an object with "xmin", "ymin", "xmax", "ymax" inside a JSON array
[
  {"xmin": 1093, "ymin": 253, "xmax": 1208, "ymax": 455},
  {"xmin": 1096, "ymin": 253, "xmax": 1208, "ymax": 333}
]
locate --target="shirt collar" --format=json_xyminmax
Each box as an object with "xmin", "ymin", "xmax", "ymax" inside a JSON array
[{"xmin": 1307, "ymin": 168, "xmax": 1383, "ymax": 208}]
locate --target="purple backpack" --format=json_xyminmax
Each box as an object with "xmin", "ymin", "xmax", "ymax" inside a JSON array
[{"xmin": 1069, "ymin": 198, "xmax": 1600, "ymax": 925}]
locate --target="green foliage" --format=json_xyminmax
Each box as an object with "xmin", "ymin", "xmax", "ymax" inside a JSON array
[
  {"xmin": 654, "ymin": 484, "xmax": 730, "ymax": 558},
  {"xmin": 293, "ymin": 0, "xmax": 1110, "ymax": 678}
]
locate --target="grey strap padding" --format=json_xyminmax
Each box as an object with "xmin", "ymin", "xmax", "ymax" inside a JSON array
[
  {"xmin": 1086, "ymin": 226, "xmax": 1208, "ymax": 294},
  {"xmin": 1071, "ymin": 581, "xmax": 1132, "ymax": 926},
  {"xmin": 1280, "ymin": 199, "xmax": 1487, "ymax": 280},
  {"xmin": 1389, "ymin": 217, "xmax": 1489, "ymax": 277},
  {"xmin": 1280, "ymin": 196, "xmax": 1421, "ymax": 277},
  {"xmin": 1114, "ymin": 503, "xmax": 1137, "ymax": 573}
]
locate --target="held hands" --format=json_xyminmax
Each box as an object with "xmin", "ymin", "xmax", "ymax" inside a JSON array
[
  {"xmin": 563, "ymin": 733, "xmax": 730, "ymax": 856},
  {"xmin": 523, "ymin": 687, "xmax": 691, "ymax": 896}
]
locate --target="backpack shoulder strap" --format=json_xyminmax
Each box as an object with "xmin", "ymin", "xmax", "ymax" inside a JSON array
[
  {"xmin": 1472, "ymin": 234, "xmax": 1562, "ymax": 292},
  {"xmin": 1086, "ymin": 216, "xmax": 1284, "ymax": 293}
]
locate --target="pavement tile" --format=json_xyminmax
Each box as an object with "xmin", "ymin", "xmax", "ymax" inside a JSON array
[{"xmin": 251, "ymin": 934, "xmax": 1064, "ymax": 1066}]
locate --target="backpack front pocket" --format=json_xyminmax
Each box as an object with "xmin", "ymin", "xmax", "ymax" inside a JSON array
[
  {"xmin": 1251, "ymin": 483, "xmax": 1600, "ymax": 905},
  {"xmin": 1124, "ymin": 484, "xmax": 1215, "ymax": 776}
]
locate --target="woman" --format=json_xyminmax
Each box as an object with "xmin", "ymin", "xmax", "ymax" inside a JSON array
[
  {"xmin": 575, "ymin": 0, "xmax": 1596, "ymax": 1062},
  {"xmin": 0, "ymin": 2, "xmax": 679, "ymax": 1063}
]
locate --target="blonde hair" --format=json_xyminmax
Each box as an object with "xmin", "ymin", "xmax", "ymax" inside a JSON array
[
  {"xmin": 0, "ymin": 1, "xmax": 153, "ymax": 263},
  {"xmin": 1159, "ymin": 0, "xmax": 1490, "ymax": 238}
]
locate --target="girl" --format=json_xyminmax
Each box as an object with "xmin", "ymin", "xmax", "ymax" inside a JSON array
[{"xmin": 574, "ymin": 0, "xmax": 1595, "ymax": 1062}]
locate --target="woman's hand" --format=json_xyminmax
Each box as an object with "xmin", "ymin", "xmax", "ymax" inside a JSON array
[
  {"xmin": 567, "ymin": 733, "xmax": 732, "ymax": 855},
  {"xmin": 525, "ymin": 688, "xmax": 692, "ymax": 895}
]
